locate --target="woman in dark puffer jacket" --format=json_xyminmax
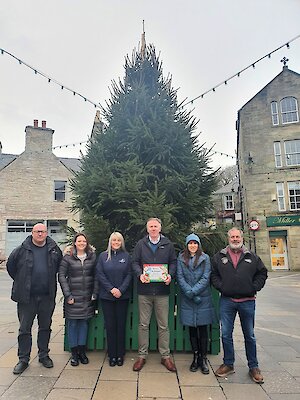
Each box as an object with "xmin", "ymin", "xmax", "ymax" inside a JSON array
[{"xmin": 59, "ymin": 232, "xmax": 98, "ymax": 366}]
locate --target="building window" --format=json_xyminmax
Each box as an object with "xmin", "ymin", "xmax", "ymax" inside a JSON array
[
  {"xmin": 271, "ymin": 101, "xmax": 279, "ymax": 125},
  {"xmin": 273, "ymin": 141, "xmax": 282, "ymax": 167},
  {"xmin": 284, "ymin": 139, "xmax": 300, "ymax": 166},
  {"xmin": 7, "ymin": 220, "xmax": 40, "ymax": 232},
  {"xmin": 223, "ymin": 194, "xmax": 234, "ymax": 210},
  {"xmin": 54, "ymin": 181, "xmax": 67, "ymax": 202},
  {"xmin": 276, "ymin": 182, "xmax": 285, "ymax": 211},
  {"xmin": 280, "ymin": 97, "xmax": 299, "ymax": 124},
  {"xmin": 288, "ymin": 181, "xmax": 300, "ymax": 210}
]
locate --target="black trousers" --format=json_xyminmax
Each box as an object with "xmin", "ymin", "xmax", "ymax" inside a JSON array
[
  {"xmin": 17, "ymin": 295, "xmax": 55, "ymax": 362},
  {"xmin": 189, "ymin": 325, "xmax": 208, "ymax": 355},
  {"xmin": 101, "ymin": 299, "xmax": 129, "ymax": 359}
]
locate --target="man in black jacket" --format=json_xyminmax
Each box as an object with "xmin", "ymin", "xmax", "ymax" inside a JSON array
[
  {"xmin": 7, "ymin": 223, "xmax": 62, "ymax": 374},
  {"xmin": 132, "ymin": 218, "xmax": 177, "ymax": 372},
  {"xmin": 211, "ymin": 227, "xmax": 267, "ymax": 384}
]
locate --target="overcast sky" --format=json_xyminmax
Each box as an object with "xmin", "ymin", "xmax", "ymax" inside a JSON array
[{"xmin": 1, "ymin": 0, "xmax": 299, "ymax": 169}]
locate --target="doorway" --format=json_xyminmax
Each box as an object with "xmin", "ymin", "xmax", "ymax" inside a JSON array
[{"xmin": 269, "ymin": 233, "xmax": 288, "ymax": 270}]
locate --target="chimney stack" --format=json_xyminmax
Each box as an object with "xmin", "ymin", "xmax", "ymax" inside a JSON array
[
  {"xmin": 42, "ymin": 120, "xmax": 46, "ymax": 128},
  {"xmin": 33, "ymin": 119, "xmax": 38, "ymax": 128}
]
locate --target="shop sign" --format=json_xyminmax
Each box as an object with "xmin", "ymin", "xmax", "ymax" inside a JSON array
[{"xmin": 266, "ymin": 215, "xmax": 300, "ymax": 227}]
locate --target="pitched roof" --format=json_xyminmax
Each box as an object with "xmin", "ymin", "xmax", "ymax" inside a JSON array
[{"xmin": 0, "ymin": 153, "xmax": 81, "ymax": 172}]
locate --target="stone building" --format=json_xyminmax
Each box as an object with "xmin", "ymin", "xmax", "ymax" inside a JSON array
[
  {"xmin": 0, "ymin": 120, "xmax": 81, "ymax": 259},
  {"xmin": 237, "ymin": 63, "xmax": 300, "ymax": 270},
  {"xmin": 213, "ymin": 177, "xmax": 241, "ymax": 227}
]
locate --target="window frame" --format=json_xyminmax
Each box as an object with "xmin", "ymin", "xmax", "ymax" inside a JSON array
[
  {"xmin": 288, "ymin": 181, "xmax": 300, "ymax": 211},
  {"xmin": 271, "ymin": 101, "xmax": 279, "ymax": 126},
  {"xmin": 276, "ymin": 182, "xmax": 286, "ymax": 211},
  {"xmin": 54, "ymin": 180, "xmax": 67, "ymax": 202},
  {"xmin": 284, "ymin": 139, "xmax": 300, "ymax": 167},
  {"xmin": 280, "ymin": 97, "xmax": 299, "ymax": 125},
  {"xmin": 223, "ymin": 194, "xmax": 234, "ymax": 210},
  {"xmin": 273, "ymin": 141, "xmax": 282, "ymax": 167}
]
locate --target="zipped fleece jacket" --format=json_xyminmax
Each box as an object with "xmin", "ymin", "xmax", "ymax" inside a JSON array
[
  {"xmin": 211, "ymin": 245, "xmax": 268, "ymax": 299},
  {"xmin": 7, "ymin": 235, "xmax": 62, "ymax": 304},
  {"xmin": 96, "ymin": 250, "xmax": 132, "ymax": 301},
  {"xmin": 132, "ymin": 235, "xmax": 177, "ymax": 296}
]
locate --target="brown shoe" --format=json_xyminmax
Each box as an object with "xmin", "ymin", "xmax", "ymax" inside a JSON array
[
  {"xmin": 161, "ymin": 357, "xmax": 177, "ymax": 372},
  {"xmin": 249, "ymin": 367, "xmax": 264, "ymax": 384},
  {"xmin": 133, "ymin": 357, "xmax": 146, "ymax": 372},
  {"xmin": 215, "ymin": 364, "xmax": 235, "ymax": 377}
]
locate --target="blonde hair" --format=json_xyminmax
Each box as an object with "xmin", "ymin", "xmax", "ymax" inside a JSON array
[{"xmin": 106, "ymin": 232, "xmax": 126, "ymax": 260}]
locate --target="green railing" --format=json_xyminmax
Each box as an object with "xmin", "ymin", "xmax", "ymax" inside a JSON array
[{"xmin": 65, "ymin": 283, "xmax": 220, "ymax": 355}]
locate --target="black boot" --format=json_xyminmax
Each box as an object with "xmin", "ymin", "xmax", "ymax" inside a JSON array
[
  {"xmin": 70, "ymin": 347, "xmax": 79, "ymax": 367},
  {"xmin": 198, "ymin": 338, "xmax": 209, "ymax": 374},
  {"xmin": 198, "ymin": 354, "xmax": 209, "ymax": 374},
  {"xmin": 78, "ymin": 345, "xmax": 89, "ymax": 364},
  {"xmin": 190, "ymin": 352, "xmax": 199, "ymax": 372}
]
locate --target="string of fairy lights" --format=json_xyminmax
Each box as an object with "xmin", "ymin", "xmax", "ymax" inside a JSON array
[{"xmin": 1, "ymin": 33, "xmax": 300, "ymax": 161}]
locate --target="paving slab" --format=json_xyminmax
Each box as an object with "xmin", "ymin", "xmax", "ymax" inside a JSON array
[
  {"xmin": 138, "ymin": 371, "xmax": 180, "ymax": 398},
  {"xmin": 263, "ymin": 345, "xmax": 300, "ymax": 363},
  {"xmin": 221, "ymin": 383, "xmax": 269, "ymax": 399},
  {"xmin": 180, "ymin": 386, "xmax": 226, "ymax": 400},
  {"xmin": 99, "ymin": 361, "xmax": 138, "ymax": 381},
  {"xmin": 45, "ymin": 388, "xmax": 94, "ymax": 400},
  {"xmin": 0, "ymin": 348, "xmax": 18, "ymax": 368},
  {"xmin": 0, "ymin": 367, "xmax": 18, "ymax": 385},
  {"xmin": 176, "ymin": 360, "xmax": 219, "ymax": 386},
  {"xmin": 0, "ymin": 376, "xmax": 56, "ymax": 400},
  {"xmin": 262, "ymin": 370, "xmax": 300, "ymax": 394},
  {"xmin": 54, "ymin": 369, "xmax": 99, "ymax": 389},
  {"xmin": 279, "ymin": 361, "xmax": 300, "ymax": 377},
  {"xmin": 269, "ymin": 395, "xmax": 300, "ymax": 400},
  {"xmin": 93, "ymin": 380, "xmax": 137, "ymax": 400}
]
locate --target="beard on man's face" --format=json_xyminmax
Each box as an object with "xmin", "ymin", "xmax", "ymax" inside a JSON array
[{"xmin": 229, "ymin": 242, "xmax": 243, "ymax": 250}]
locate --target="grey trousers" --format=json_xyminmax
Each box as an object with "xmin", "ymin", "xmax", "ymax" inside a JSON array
[
  {"xmin": 138, "ymin": 295, "xmax": 170, "ymax": 358},
  {"xmin": 17, "ymin": 295, "xmax": 55, "ymax": 362}
]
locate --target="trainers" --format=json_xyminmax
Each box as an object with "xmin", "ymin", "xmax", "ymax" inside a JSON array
[
  {"xmin": 249, "ymin": 367, "xmax": 264, "ymax": 384},
  {"xmin": 215, "ymin": 363, "xmax": 235, "ymax": 377}
]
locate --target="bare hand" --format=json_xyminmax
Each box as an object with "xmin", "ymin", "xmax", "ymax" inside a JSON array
[
  {"xmin": 110, "ymin": 288, "xmax": 122, "ymax": 298},
  {"xmin": 140, "ymin": 274, "xmax": 150, "ymax": 284},
  {"xmin": 67, "ymin": 298, "xmax": 74, "ymax": 304},
  {"xmin": 164, "ymin": 274, "xmax": 171, "ymax": 285}
]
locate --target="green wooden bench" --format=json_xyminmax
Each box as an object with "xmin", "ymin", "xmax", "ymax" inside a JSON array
[{"xmin": 65, "ymin": 283, "xmax": 220, "ymax": 355}]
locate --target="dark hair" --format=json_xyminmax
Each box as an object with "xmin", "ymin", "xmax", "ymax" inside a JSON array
[
  {"xmin": 182, "ymin": 244, "xmax": 203, "ymax": 267},
  {"xmin": 71, "ymin": 232, "xmax": 92, "ymax": 256}
]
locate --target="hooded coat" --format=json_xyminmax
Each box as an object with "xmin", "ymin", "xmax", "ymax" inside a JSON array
[
  {"xmin": 177, "ymin": 251, "xmax": 217, "ymax": 327},
  {"xmin": 58, "ymin": 248, "xmax": 98, "ymax": 319}
]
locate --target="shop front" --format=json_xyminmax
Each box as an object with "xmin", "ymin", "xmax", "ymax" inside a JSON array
[{"xmin": 266, "ymin": 215, "xmax": 300, "ymax": 271}]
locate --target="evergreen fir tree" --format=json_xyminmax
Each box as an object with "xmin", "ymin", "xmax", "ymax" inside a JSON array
[{"xmin": 71, "ymin": 44, "xmax": 217, "ymax": 251}]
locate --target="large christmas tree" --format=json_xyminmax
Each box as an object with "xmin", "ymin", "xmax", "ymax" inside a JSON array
[{"xmin": 71, "ymin": 43, "xmax": 217, "ymax": 251}]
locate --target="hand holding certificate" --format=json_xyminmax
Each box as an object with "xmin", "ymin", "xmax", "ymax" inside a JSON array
[{"xmin": 143, "ymin": 264, "xmax": 168, "ymax": 282}]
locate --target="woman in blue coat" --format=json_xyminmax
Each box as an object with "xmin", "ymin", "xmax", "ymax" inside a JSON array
[
  {"xmin": 96, "ymin": 232, "xmax": 131, "ymax": 367},
  {"xmin": 177, "ymin": 234, "xmax": 216, "ymax": 374}
]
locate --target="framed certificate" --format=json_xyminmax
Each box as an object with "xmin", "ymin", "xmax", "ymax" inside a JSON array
[{"xmin": 143, "ymin": 264, "xmax": 168, "ymax": 282}]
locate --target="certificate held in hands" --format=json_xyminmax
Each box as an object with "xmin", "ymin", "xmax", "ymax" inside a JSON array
[{"xmin": 143, "ymin": 264, "xmax": 168, "ymax": 282}]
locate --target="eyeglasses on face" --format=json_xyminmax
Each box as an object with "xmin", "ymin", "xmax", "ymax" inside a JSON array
[{"xmin": 33, "ymin": 230, "xmax": 47, "ymax": 234}]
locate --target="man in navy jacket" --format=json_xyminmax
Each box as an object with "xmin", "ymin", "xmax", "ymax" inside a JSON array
[{"xmin": 132, "ymin": 218, "xmax": 177, "ymax": 372}]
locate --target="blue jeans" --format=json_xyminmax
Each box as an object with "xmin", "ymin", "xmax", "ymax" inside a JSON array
[
  {"xmin": 67, "ymin": 319, "xmax": 88, "ymax": 348},
  {"xmin": 220, "ymin": 297, "xmax": 258, "ymax": 369}
]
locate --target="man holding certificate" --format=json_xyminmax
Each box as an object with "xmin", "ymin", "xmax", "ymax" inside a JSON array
[{"xmin": 132, "ymin": 218, "xmax": 177, "ymax": 372}]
